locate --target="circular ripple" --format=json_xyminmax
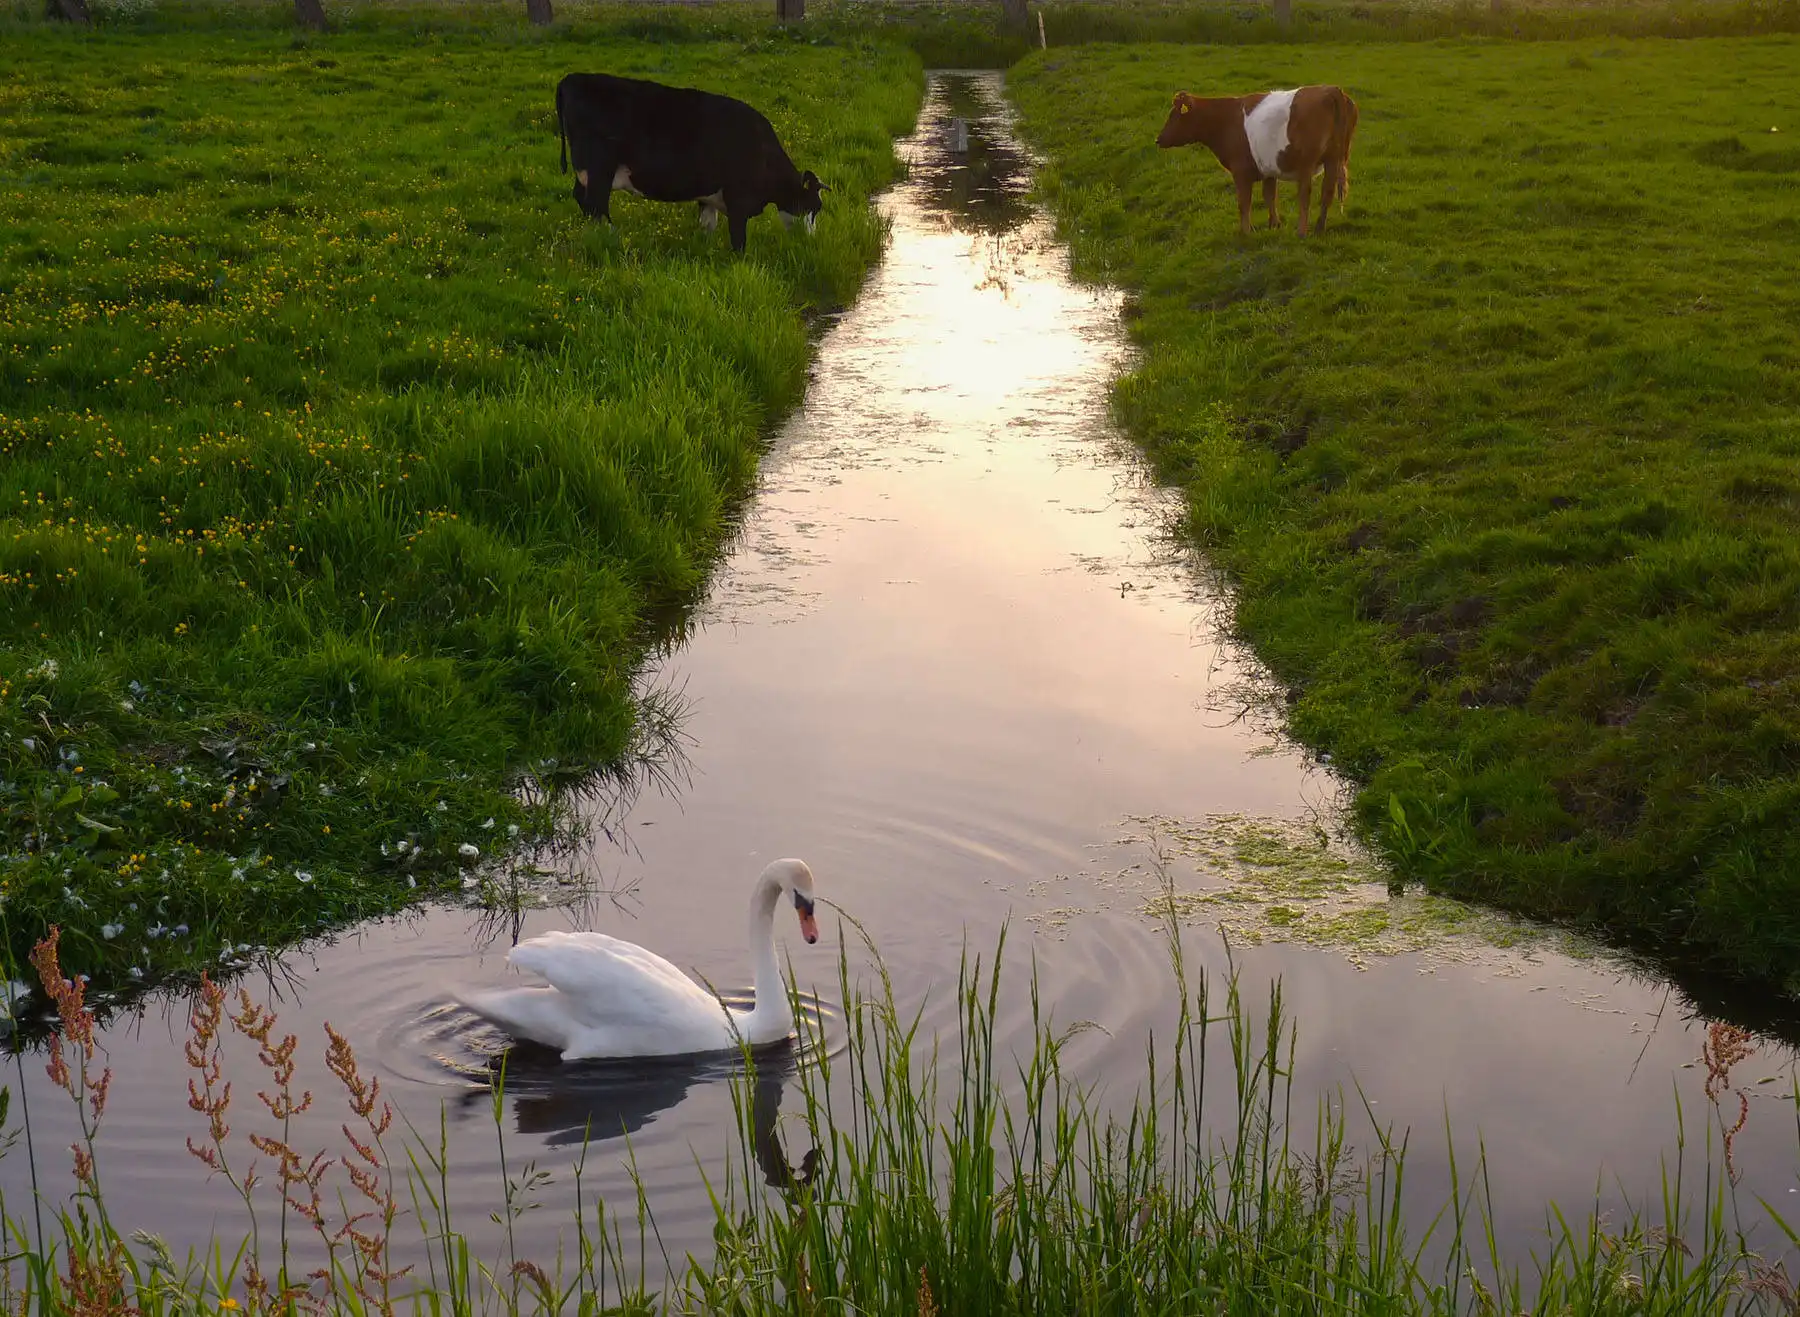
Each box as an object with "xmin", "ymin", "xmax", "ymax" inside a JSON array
[{"xmin": 376, "ymin": 985, "xmax": 846, "ymax": 1102}]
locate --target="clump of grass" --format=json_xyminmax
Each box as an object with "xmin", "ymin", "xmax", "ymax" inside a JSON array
[
  {"xmin": 3, "ymin": 919, "xmax": 1798, "ymax": 1311},
  {"xmin": 695, "ymin": 919, "xmax": 1800, "ymax": 1314},
  {"xmin": 1010, "ymin": 36, "xmax": 1800, "ymax": 991},
  {"xmin": 0, "ymin": 14, "xmax": 923, "ymax": 989}
]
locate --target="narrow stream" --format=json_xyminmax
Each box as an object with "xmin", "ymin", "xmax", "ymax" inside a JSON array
[{"xmin": 5, "ymin": 73, "xmax": 1796, "ymax": 1282}]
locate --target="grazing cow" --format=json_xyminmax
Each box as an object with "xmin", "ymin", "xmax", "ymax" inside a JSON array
[
  {"xmin": 1155, "ymin": 85, "xmax": 1358, "ymax": 236},
  {"xmin": 555, "ymin": 72, "xmax": 827, "ymax": 253}
]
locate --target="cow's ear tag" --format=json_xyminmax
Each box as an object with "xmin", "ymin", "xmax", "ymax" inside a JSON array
[{"xmin": 1179, "ymin": 102, "xmax": 1190, "ymax": 115}]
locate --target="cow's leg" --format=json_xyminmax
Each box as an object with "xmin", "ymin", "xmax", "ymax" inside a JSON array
[
  {"xmin": 1295, "ymin": 169, "xmax": 1312, "ymax": 237},
  {"xmin": 573, "ymin": 170, "xmax": 614, "ymax": 222},
  {"xmin": 727, "ymin": 208, "xmax": 751, "ymax": 253},
  {"xmin": 1234, "ymin": 175, "xmax": 1254, "ymax": 236},
  {"xmin": 1316, "ymin": 162, "xmax": 1338, "ymax": 233},
  {"xmin": 1262, "ymin": 177, "xmax": 1278, "ymax": 230},
  {"xmin": 573, "ymin": 148, "xmax": 618, "ymax": 222}
]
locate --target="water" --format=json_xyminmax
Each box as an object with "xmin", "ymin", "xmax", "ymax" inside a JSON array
[{"xmin": 5, "ymin": 72, "xmax": 1796, "ymax": 1284}]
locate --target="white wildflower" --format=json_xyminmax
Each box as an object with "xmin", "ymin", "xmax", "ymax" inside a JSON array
[
  {"xmin": 27, "ymin": 658, "xmax": 59, "ymax": 681},
  {"xmin": 481, "ymin": 817, "xmax": 495, "ymax": 830},
  {"xmin": 101, "ymin": 924, "xmax": 123, "ymax": 940},
  {"xmin": 458, "ymin": 842, "xmax": 479, "ymax": 860},
  {"xmin": 295, "ymin": 870, "xmax": 313, "ymax": 884},
  {"xmin": 128, "ymin": 967, "xmax": 144, "ymax": 980}
]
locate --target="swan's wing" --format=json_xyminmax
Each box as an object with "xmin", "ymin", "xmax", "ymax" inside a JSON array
[{"xmin": 507, "ymin": 930, "xmax": 721, "ymax": 1030}]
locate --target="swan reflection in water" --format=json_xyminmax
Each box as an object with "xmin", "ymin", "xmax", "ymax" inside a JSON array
[{"xmin": 461, "ymin": 1037, "xmax": 818, "ymax": 1189}]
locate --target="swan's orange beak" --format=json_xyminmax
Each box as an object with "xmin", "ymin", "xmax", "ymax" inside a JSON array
[{"xmin": 794, "ymin": 894, "xmax": 819, "ymax": 944}]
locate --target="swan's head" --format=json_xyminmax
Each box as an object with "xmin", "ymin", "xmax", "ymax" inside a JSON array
[{"xmin": 765, "ymin": 858, "xmax": 819, "ymax": 945}]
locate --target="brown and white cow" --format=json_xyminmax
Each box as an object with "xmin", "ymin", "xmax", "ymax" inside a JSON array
[{"xmin": 1155, "ymin": 85, "xmax": 1358, "ymax": 236}]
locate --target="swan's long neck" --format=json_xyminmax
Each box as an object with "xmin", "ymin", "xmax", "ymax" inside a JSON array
[{"xmin": 740, "ymin": 870, "xmax": 795, "ymax": 1045}]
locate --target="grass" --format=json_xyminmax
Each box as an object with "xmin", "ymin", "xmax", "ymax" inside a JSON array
[
  {"xmin": 4, "ymin": 919, "xmax": 1797, "ymax": 1312},
  {"xmin": 0, "ymin": 6, "xmax": 924, "ymax": 989},
  {"xmin": 1008, "ymin": 35, "xmax": 1800, "ymax": 991},
  {"xmin": 804, "ymin": 0, "xmax": 1800, "ymax": 70},
  {"xmin": 1025, "ymin": 0, "xmax": 1800, "ymax": 48}
]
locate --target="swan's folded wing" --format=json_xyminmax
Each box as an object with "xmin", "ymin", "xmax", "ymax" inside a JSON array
[{"xmin": 507, "ymin": 930, "xmax": 719, "ymax": 1029}]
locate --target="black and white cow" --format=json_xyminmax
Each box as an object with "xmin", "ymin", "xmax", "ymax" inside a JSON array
[{"xmin": 555, "ymin": 72, "xmax": 827, "ymax": 252}]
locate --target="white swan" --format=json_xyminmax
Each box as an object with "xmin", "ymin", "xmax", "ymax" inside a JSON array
[{"xmin": 457, "ymin": 859, "xmax": 820, "ymax": 1060}]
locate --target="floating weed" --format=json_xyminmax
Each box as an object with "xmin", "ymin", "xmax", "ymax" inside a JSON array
[{"xmin": 1100, "ymin": 813, "xmax": 1602, "ymax": 970}]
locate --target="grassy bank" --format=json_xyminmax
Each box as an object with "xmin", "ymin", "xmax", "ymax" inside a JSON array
[
  {"xmin": 1011, "ymin": 36, "xmax": 1800, "ymax": 987},
  {"xmin": 5, "ymin": 923, "xmax": 1791, "ymax": 1312},
  {"xmin": 0, "ymin": 12, "xmax": 922, "ymax": 987}
]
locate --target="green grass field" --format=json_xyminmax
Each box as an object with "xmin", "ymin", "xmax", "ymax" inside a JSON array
[
  {"xmin": 0, "ymin": 10, "xmax": 922, "ymax": 985},
  {"xmin": 1012, "ymin": 35, "xmax": 1800, "ymax": 988}
]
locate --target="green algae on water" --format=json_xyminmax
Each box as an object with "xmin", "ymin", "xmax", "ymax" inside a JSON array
[{"xmin": 1105, "ymin": 813, "xmax": 1601, "ymax": 971}]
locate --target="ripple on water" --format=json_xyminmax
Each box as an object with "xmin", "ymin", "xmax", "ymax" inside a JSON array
[{"xmin": 375, "ymin": 990, "xmax": 845, "ymax": 1149}]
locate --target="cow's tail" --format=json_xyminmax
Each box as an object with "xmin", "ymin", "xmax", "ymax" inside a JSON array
[
  {"xmin": 556, "ymin": 79, "xmax": 569, "ymax": 176},
  {"xmin": 1330, "ymin": 86, "xmax": 1358, "ymax": 212}
]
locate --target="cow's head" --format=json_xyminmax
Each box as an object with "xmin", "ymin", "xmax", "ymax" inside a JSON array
[
  {"xmin": 780, "ymin": 169, "xmax": 829, "ymax": 234},
  {"xmin": 1156, "ymin": 92, "xmax": 1205, "ymax": 149}
]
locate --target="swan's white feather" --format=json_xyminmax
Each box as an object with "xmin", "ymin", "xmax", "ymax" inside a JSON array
[
  {"xmin": 456, "ymin": 859, "xmax": 816, "ymax": 1062},
  {"xmin": 509, "ymin": 930, "xmax": 726, "ymax": 1028}
]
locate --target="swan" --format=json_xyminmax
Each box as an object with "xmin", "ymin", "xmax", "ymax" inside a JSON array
[{"xmin": 456, "ymin": 858, "xmax": 820, "ymax": 1060}]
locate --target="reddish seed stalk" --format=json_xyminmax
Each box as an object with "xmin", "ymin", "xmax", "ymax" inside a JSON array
[
  {"xmin": 1701, "ymin": 1021, "xmax": 1757, "ymax": 1185},
  {"xmin": 29, "ymin": 927, "xmax": 129, "ymax": 1308},
  {"xmin": 324, "ymin": 1022, "xmax": 408, "ymax": 1313}
]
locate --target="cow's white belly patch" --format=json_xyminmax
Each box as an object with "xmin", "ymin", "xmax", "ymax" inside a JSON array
[{"xmin": 1243, "ymin": 90, "xmax": 1298, "ymax": 179}]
